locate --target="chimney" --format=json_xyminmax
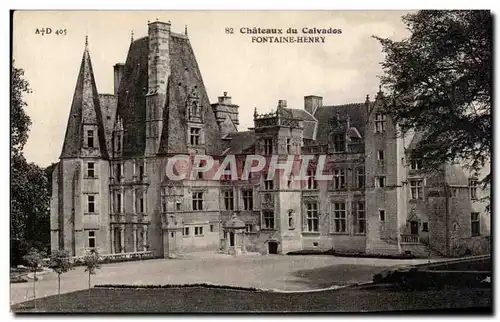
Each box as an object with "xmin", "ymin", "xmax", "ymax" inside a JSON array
[
  {"xmin": 278, "ymin": 100, "xmax": 287, "ymax": 108},
  {"xmin": 147, "ymin": 20, "xmax": 171, "ymax": 94},
  {"xmin": 113, "ymin": 63, "xmax": 125, "ymax": 95},
  {"xmin": 218, "ymin": 91, "xmax": 232, "ymax": 105},
  {"xmin": 304, "ymin": 95, "xmax": 323, "ymax": 115}
]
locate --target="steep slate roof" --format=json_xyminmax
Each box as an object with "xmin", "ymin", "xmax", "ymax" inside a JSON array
[
  {"xmin": 282, "ymin": 107, "xmax": 316, "ymax": 122},
  {"xmin": 445, "ymin": 164, "xmax": 469, "ymax": 186},
  {"xmin": 115, "ymin": 33, "xmax": 221, "ymax": 157},
  {"xmin": 158, "ymin": 34, "xmax": 221, "ymax": 155},
  {"xmin": 281, "ymin": 107, "xmax": 317, "ymax": 140},
  {"xmin": 313, "ymin": 103, "xmax": 367, "ymax": 146},
  {"xmin": 222, "ymin": 131, "xmax": 255, "ymax": 154},
  {"xmin": 115, "ymin": 37, "xmax": 149, "ymax": 157},
  {"xmin": 407, "ymin": 131, "xmax": 426, "ymax": 151},
  {"xmin": 60, "ymin": 44, "xmax": 108, "ymax": 159}
]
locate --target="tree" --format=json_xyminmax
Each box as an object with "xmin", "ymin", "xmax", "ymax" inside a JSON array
[
  {"xmin": 49, "ymin": 249, "xmax": 74, "ymax": 311},
  {"xmin": 375, "ymin": 11, "xmax": 491, "ymax": 188},
  {"xmin": 83, "ymin": 249, "xmax": 101, "ymax": 310},
  {"xmin": 11, "ymin": 64, "xmax": 32, "ymax": 156},
  {"xmin": 22, "ymin": 248, "xmax": 45, "ymax": 310},
  {"xmin": 10, "ymin": 64, "xmax": 51, "ymax": 266},
  {"xmin": 11, "ymin": 154, "xmax": 51, "ymax": 265}
]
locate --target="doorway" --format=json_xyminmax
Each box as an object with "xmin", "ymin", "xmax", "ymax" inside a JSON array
[
  {"xmin": 268, "ymin": 241, "xmax": 278, "ymax": 254},
  {"xmin": 410, "ymin": 221, "xmax": 419, "ymax": 235},
  {"xmin": 229, "ymin": 232, "xmax": 235, "ymax": 247}
]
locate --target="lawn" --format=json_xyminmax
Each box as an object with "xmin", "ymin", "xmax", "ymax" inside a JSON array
[{"xmin": 12, "ymin": 284, "xmax": 492, "ymax": 313}]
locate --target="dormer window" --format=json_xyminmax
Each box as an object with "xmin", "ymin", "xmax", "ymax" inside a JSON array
[
  {"xmin": 375, "ymin": 114, "xmax": 386, "ymax": 133},
  {"xmin": 190, "ymin": 127, "xmax": 201, "ymax": 145},
  {"xmin": 87, "ymin": 130, "xmax": 95, "ymax": 148},
  {"xmin": 191, "ymin": 101, "xmax": 199, "ymax": 117},
  {"xmin": 116, "ymin": 134, "xmax": 121, "ymax": 153},
  {"xmin": 263, "ymin": 139, "xmax": 273, "ymax": 155},
  {"xmin": 333, "ymin": 134, "xmax": 345, "ymax": 153}
]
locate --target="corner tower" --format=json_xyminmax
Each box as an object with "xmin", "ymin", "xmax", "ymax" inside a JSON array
[{"xmin": 51, "ymin": 37, "xmax": 110, "ymax": 256}]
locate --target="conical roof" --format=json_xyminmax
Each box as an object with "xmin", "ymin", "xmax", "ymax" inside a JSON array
[{"xmin": 60, "ymin": 39, "xmax": 108, "ymax": 159}]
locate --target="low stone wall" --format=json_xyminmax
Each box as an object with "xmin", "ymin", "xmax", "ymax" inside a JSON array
[
  {"xmin": 450, "ymin": 236, "xmax": 491, "ymax": 257},
  {"xmin": 71, "ymin": 251, "xmax": 157, "ymax": 266}
]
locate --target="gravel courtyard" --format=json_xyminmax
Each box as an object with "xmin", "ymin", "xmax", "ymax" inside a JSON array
[{"xmin": 10, "ymin": 253, "xmax": 437, "ymax": 305}]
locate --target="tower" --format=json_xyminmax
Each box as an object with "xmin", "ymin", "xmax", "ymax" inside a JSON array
[
  {"xmin": 51, "ymin": 37, "xmax": 111, "ymax": 256},
  {"xmin": 364, "ymin": 89, "xmax": 406, "ymax": 255}
]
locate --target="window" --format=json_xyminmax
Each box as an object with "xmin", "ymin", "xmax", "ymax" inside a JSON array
[
  {"xmin": 88, "ymin": 195, "xmax": 95, "ymax": 213},
  {"xmin": 356, "ymin": 168, "xmax": 365, "ymax": 189},
  {"xmin": 190, "ymin": 127, "xmax": 201, "ymax": 145},
  {"xmin": 469, "ymin": 179, "xmax": 478, "ymax": 200},
  {"xmin": 333, "ymin": 203, "xmax": 346, "ymax": 233},
  {"xmin": 471, "ymin": 212, "xmax": 480, "ymax": 236},
  {"xmin": 288, "ymin": 210, "xmax": 295, "ymax": 229},
  {"xmin": 176, "ymin": 201, "xmax": 182, "ymax": 211},
  {"xmin": 195, "ymin": 226, "xmax": 204, "ymax": 236},
  {"xmin": 88, "ymin": 231, "xmax": 96, "ymax": 248},
  {"xmin": 306, "ymin": 202, "xmax": 319, "ymax": 232},
  {"xmin": 242, "ymin": 190, "xmax": 253, "ymax": 210},
  {"xmin": 224, "ymin": 190, "xmax": 234, "ymax": 210},
  {"xmin": 245, "ymin": 224, "xmax": 254, "ymax": 233},
  {"xmin": 116, "ymin": 135, "xmax": 121, "ymax": 153},
  {"xmin": 139, "ymin": 197, "xmax": 144, "ymax": 213},
  {"xmin": 210, "ymin": 224, "xmax": 214, "ymax": 232},
  {"xmin": 375, "ymin": 113, "xmax": 386, "ymax": 133},
  {"xmin": 183, "ymin": 227, "xmax": 190, "ymax": 236},
  {"xmin": 87, "ymin": 130, "xmax": 94, "ymax": 148},
  {"xmin": 333, "ymin": 134, "xmax": 345, "ymax": 153},
  {"xmin": 307, "ymin": 170, "xmax": 318, "ymax": 189},
  {"xmin": 333, "ymin": 169, "xmax": 346, "ymax": 189},
  {"xmin": 354, "ymin": 202, "xmax": 366, "ymax": 234},
  {"xmin": 115, "ymin": 163, "xmax": 122, "ymax": 182},
  {"xmin": 375, "ymin": 176, "xmax": 386, "ymax": 188},
  {"xmin": 286, "ymin": 138, "xmax": 291, "ymax": 154},
  {"xmin": 422, "ymin": 222, "xmax": 429, "ymax": 232},
  {"xmin": 116, "ymin": 193, "xmax": 122, "ymax": 213},
  {"xmin": 162, "ymin": 202, "xmax": 166, "ymax": 213},
  {"xmin": 377, "ymin": 150, "xmax": 384, "ymax": 161},
  {"xmin": 264, "ymin": 178, "xmax": 274, "ymax": 190},
  {"xmin": 379, "ymin": 209, "xmax": 386, "ymax": 222},
  {"xmin": 262, "ymin": 210, "xmax": 275, "ymax": 229},
  {"xmin": 87, "ymin": 162, "xmax": 95, "ymax": 178},
  {"xmin": 410, "ymin": 159, "xmax": 422, "ymax": 170},
  {"xmin": 192, "ymin": 192, "xmax": 203, "ymax": 211},
  {"xmin": 263, "ymin": 139, "xmax": 273, "ymax": 155},
  {"xmin": 313, "ymin": 242, "xmax": 319, "ymax": 247},
  {"xmin": 139, "ymin": 165, "xmax": 144, "ymax": 181},
  {"xmin": 410, "ymin": 180, "xmax": 423, "ymax": 200}
]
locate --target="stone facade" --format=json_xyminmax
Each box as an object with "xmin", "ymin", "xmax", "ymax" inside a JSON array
[{"xmin": 50, "ymin": 21, "xmax": 491, "ymax": 258}]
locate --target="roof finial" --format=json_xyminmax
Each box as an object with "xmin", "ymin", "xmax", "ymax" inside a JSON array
[
  {"xmin": 254, "ymin": 107, "xmax": 258, "ymax": 118},
  {"xmin": 85, "ymin": 35, "xmax": 88, "ymax": 47},
  {"xmin": 185, "ymin": 25, "xmax": 188, "ymax": 36},
  {"xmin": 131, "ymin": 30, "xmax": 134, "ymax": 43},
  {"xmin": 365, "ymin": 94, "xmax": 370, "ymax": 102}
]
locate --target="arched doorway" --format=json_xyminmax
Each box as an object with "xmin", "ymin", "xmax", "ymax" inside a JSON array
[{"xmin": 268, "ymin": 241, "xmax": 278, "ymax": 254}]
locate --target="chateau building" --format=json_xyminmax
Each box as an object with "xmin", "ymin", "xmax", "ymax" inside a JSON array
[{"xmin": 50, "ymin": 21, "xmax": 490, "ymax": 259}]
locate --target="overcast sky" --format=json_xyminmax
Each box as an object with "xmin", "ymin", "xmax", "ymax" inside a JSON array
[{"xmin": 13, "ymin": 10, "xmax": 412, "ymax": 167}]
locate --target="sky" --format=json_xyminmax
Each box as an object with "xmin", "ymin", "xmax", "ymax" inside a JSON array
[{"xmin": 12, "ymin": 10, "xmax": 412, "ymax": 167}]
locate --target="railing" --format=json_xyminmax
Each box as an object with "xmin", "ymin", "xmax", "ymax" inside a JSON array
[
  {"xmin": 401, "ymin": 234, "xmax": 420, "ymax": 245},
  {"xmin": 71, "ymin": 251, "xmax": 154, "ymax": 265}
]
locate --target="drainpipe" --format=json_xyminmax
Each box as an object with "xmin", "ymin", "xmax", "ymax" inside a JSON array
[{"xmin": 444, "ymin": 166, "xmax": 450, "ymax": 256}]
